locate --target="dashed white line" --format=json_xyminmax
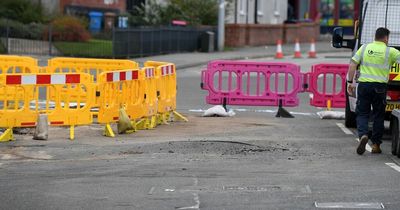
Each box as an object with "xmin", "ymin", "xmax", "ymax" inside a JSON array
[
  {"xmin": 385, "ymin": 163, "xmax": 400, "ymax": 173},
  {"xmin": 178, "ymin": 177, "xmax": 200, "ymax": 210},
  {"xmin": 148, "ymin": 187, "xmax": 155, "ymax": 195},
  {"xmin": 304, "ymin": 185, "xmax": 312, "ymax": 194},
  {"xmin": 356, "ymin": 138, "xmax": 372, "ymax": 152},
  {"xmin": 336, "ymin": 123, "xmax": 353, "ymax": 135},
  {"xmin": 178, "ymin": 193, "xmax": 200, "ymax": 210}
]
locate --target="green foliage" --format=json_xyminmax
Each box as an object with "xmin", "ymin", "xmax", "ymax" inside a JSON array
[
  {"xmin": 168, "ymin": 0, "xmax": 218, "ymax": 25},
  {"xmin": 0, "ymin": 18, "xmax": 46, "ymax": 40},
  {"xmin": 54, "ymin": 39, "xmax": 113, "ymax": 58},
  {"xmin": 48, "ymin": 16, "xmax": 91, "ymax": 42},
  {"xmin": 0, "ymin": 0, "xmax": 46, "ymax": 24},
  {"xmin": 0, "ymin": 42, "xmax": 6, "ymax": 54},
  {"xmin": 129, "ymin": 0, "xmax": 218, "ymax": 26}
]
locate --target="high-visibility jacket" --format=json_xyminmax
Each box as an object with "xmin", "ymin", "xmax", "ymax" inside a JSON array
[{"xmin": 352, "ymin": 41, "xmax": 400, "ymax": 83}]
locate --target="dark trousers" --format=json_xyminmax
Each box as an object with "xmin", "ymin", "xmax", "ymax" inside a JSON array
[{"xmin": 356, "ymin": 82, "xmax": 387, "ymax": 145}]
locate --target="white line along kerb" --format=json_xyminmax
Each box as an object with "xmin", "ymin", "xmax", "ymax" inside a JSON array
[
  {"xmin": 336, "ymin": 123, "xmax": 353, "ymax": 135},
  {"xmin": 386, "ymin": 162, "xmax": 400, "ymax": 173}
]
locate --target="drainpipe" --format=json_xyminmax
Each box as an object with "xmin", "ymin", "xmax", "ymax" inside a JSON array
[
  {"xmin": 246, "ymin": 0, "xmax": 249, "ymax": 24},
  {"xmin": 255, "ymin": 0, "xmax": 258, "ymax": 24}
]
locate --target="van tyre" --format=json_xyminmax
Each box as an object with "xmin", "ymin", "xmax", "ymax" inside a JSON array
[
  {"xmin": 345, "ymin": 91, "xmax": 357, "ymax": 128},
  {"xmin": 391, "ymin": 118, "xmax": 399, "ymax": 155}
]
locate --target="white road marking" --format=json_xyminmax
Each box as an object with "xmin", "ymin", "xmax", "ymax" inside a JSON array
[
  {"xmin": 148, "ymin": 187, "xmax": 155, "ymax": 195},
  {"xmin": 1, "ymin": 154, "xmax": 14, "ymax": 160},
  {"xmin": 189, "ymin": 108, "xmax": 315, "ymax": 116},
  {"xmin": 304, "ymin": 185, "xmax": 312, "ymax": 194},
  {"xmin": 336, "ymin": 123, "xmax": 353, "ymax": 135},
  {"xmin": 178, "ymin": 177, "xmax": 200, "ymax": 210},
  {"xmin": 385, "ymin": 163, "xmax": 400, "ymax": 173},
  {"xmin": 356, "ymin": 138, "xmax": 372, "ymax": 152},
  {"xmin": 178, "ymin": 193, "xmax": 200, "ymax": 210},
  {"xmin": 315, "ymin": 202, "xmax": 384, "ymax": 209},
  {"xmin": 164, "ymin": 189, "xmax": 175, "ymax": 192}
]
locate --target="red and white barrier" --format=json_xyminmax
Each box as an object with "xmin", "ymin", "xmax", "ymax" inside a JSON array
[
  {"xmin": 106, "ymin": 70, "xmax": 139, "ymax": 82},
  {"xmin": 6, "ymin": 74, "xmax": 81, "ymax": 85}
]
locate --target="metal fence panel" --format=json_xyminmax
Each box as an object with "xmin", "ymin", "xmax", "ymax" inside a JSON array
[{"xmin": 113, "ymin": 26, "xmax": 217, "ymax": 58}]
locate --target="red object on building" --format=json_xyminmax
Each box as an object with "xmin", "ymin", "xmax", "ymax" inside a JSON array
[{"xmin": 172, "ymin": 20, "xmax": 188, "ymax": 26}]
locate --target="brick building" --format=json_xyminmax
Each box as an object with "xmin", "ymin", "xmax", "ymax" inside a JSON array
[{"xmin": 30, "ymin": 0, "xmax": 147, "ymax": 15}]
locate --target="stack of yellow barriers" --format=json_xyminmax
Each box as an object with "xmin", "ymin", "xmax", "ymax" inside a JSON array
[{"xmin": 0, "ymin": 55, "xmax": 187, "ymax": 142}]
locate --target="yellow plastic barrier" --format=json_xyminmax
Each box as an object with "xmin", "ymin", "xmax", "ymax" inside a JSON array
[
  {"xmin": 0, "ymin": 73, "xmax": 94, "ymax": 141},
  {"xmin": 0, "ymin": 56, "xmax": 185, "ymax": 141},
  {"xmin": 97, "ymin": 69, "xmax": 145, "ymax": 137},
  {"xmin": 47, "ymin": 57, "xmax": 139, "ymax": 107},
  {"xmin": 144, "ymin": 61, "xmax": 187, "ymax": 124},
  {"xmin": 47, "ymin": 57, "xmax": 138, "ymax": 77},
  {"xmin": 135, "ymin": 67, "xmax": 159, "ymax": 130},
  {"xmin": 0, "ymin": 55, "xmax": 39, "ymax": 74},
  {"xmin": 0, "ymin": 55, "xmax": 40, "ymax": 102}
]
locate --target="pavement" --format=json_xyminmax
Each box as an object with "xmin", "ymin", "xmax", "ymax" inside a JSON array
[
  {"xmin": 133, "ymin": 41, "xmax": 348, "ymax": 69},
  {"xmin": 3, "ymin": 43, "xmax": 400, "ymax": 209}
]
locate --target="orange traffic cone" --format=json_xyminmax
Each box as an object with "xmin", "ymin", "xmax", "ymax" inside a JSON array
[
  {"xmin": 275, "ymin": 39, "xmax": 284, "ymax": 59},
  {"xmin": 293, "ymin": 38, "xmax": 302, "ymax": 58},
  {"xmin": 308, "ymin": 39, "xmax": 317, "ymax": 58}
]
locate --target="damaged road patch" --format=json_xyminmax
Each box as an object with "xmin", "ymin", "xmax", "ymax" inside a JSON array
[{"xmin": 120, "ymin": 140, "xmax": 289, "ymax": 156}]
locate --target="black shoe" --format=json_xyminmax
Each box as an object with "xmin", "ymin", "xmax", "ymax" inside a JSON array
[{"xmin": 357, "ymin": 135, "xmax": 369, "ymax": 155}]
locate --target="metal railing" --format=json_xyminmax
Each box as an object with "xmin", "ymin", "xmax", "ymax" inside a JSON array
[{"xmin": 0, "ymin": 23, "xmax": 217, "ymax": 58}]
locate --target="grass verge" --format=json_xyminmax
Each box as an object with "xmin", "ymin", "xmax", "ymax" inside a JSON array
[{"xmin": 54, "ymin": 39, "xmax": 112, "ymax": 58}]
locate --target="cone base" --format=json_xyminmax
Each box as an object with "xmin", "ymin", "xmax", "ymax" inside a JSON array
[
  {"xmin": 275, "ymin": 53, "xmax": 284, "ymax": 59},
  {"xmin": 293, "ymin": 52, "xmax": 302, "ymax": 58}
]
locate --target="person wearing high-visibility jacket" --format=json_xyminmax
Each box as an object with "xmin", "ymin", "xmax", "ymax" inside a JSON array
[{"xmin": 347, "ymin": 27, "xmax": 400, "ymax": 155}]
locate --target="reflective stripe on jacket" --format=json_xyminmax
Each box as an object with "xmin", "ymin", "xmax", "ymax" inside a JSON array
[{"xmin": 352, "ymin": 41, "xmax": 400, "ymax": 83}]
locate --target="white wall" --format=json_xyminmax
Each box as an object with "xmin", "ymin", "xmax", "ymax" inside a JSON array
[{"xmin": 227, "ymin": 0, "xmax": 288, "ymax": 24}]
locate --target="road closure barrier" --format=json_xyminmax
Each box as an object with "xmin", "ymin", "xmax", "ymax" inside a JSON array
[
  {"xmin": 0, "ymin": 73, "xmax": 94, "ymax": 141},
  {"xmin": 305, "ymin": 63, "xmax": 347, "ymax": 109},
  {"xmin": 97, "ymin": 69, "xmax": 142, "ymax": 137},
  {"xmin": 0, "ymin": 56, "xmax": 186, "ymax": 142},
  {"xmin": 201, "ymin": 60, "xmax": 348, "ymax": 115},
  {"xmin": 201, "ymin": 60, "xmax": 304, "ymax": 108},
  {"xmin": 47, "ymin": 57, "xmax": 139, "ymax": 107},
  {"xmin": 144, "ymin": 61, "xmax": 188, "ymax": 126}
]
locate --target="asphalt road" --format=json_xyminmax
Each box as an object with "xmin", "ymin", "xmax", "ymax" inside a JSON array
[{"xmin": 1, "ymin": 52, "xmax": 400, "ymax": 210}]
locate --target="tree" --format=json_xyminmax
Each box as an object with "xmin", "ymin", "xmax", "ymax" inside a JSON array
[
  {"xmin": 0, "ymin": 0, "xmax": 46, "ymax": 24},
  {"xmin": 128, "ymin": 0, "xmax": 219, "ymax": 26}
]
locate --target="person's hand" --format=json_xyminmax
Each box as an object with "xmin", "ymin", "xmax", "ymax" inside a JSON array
[{"xmin": 347, "ymin": 83, "xmax": 355, "ymax": 96}]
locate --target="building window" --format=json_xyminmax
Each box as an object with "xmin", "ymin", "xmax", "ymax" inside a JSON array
[
  {"xmin": 239, "ymin": 0, "xmax": 246, "ymax": 15},
  {"xmin": 257, "ymin": 0, "xmax": 263, "ymax": 16}
]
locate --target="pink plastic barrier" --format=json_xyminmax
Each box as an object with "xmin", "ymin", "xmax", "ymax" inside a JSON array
[
  {"xmin": 201, "ymin": 60, "xmax": 304, "ymax": 107},
  {"xmin": 307, "ymin": 63, "xmax": 348, "ymax": 108}
]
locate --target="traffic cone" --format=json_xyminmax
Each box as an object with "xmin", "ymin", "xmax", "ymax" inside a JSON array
[
  {"xmin": 308, "ymin": 38, "xmax": 317, "ymax": 58},
  {"xmin": 275, "ymin": 39, "xmax": 284, "ymax": 59},
  {"xmin": 293, "ymin": 38, "xmax": 302, "ymax": 58}
]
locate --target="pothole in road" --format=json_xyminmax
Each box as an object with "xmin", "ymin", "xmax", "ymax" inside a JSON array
[{"xmin": 120, "ymin": 140, "xmax": 289, "ymax": 156}]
